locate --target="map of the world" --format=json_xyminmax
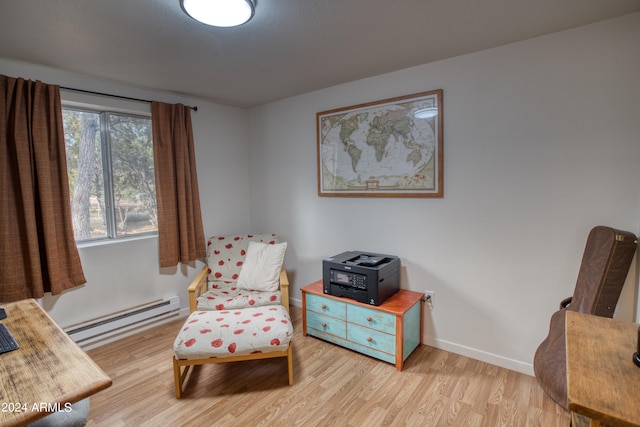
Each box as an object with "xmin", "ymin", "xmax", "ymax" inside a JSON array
[{"xmin": 317, "ymin": 91, "xmax": 441, "ymax": 196}]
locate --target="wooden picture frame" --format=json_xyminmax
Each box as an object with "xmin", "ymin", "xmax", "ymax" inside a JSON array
[{"xmin": 316, "ymin": 89, "xmax": 443, "ymax": 198}]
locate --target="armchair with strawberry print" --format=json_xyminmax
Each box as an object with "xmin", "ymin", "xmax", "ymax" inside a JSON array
[{"xmin": 187, "ymin": 233, "xmax": 290, "ymax": 313}]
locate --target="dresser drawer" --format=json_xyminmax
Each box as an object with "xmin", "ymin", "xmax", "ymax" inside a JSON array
[
  {"xmin": 347, "ymin": 304, "xmax": 396, "ymax": 334},
  {"xmin": 306, "ymin": 293, "xmax": 346, "ymax": 320},
  {"xmin": 306, "ymin": 311, "xmax": 347, "ymax": 339},
  {"xmin": 347, "ymin": 323, "xmax": 395, "ymax": 355}
]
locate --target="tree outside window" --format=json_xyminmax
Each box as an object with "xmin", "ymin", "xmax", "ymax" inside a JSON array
[{"xmin": 63, "ymin": 108, "xmax": 157, "ymax": 242}]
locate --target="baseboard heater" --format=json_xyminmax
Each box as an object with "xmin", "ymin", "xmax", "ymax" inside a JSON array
[{"xmin": 65, "ymin": 296, "xmax": 180, "ymax": 349}]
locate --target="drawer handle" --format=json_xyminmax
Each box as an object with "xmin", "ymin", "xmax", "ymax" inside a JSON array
[
  {"xmin": 321, "ymin": 322, "xmax": 327, "ymax": 328},
  {"xmin": 321, "ymin": 304, "xmax": 327, "ymax": 309},
  {"xmin": 366, "ymin": 317, "xmax": 372, "ymax": 322},
  {"xmin": 367, "ymin": 337, "xmax": 372, "ymax": 342}
]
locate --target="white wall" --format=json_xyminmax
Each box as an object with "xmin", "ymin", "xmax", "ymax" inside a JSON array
[
  {"xmin": 248, "ymin": 12, "xmax": 640, "ymax": 374},
  {"xmin": 0, "ymin": 58, "xmax": 252, "ymax": 326}
]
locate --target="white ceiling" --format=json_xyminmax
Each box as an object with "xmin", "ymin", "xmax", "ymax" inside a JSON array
[{"xmin": 1, "ymin": 0, "xmax": 638, "ymax": 108}]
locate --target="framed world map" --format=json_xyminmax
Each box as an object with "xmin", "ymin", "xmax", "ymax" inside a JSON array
[{"xmin": 316, "ymin": 90, "xmax": 443, "ymax": 198}]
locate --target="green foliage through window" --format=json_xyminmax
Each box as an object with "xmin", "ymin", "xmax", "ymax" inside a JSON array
[{"xmin": 63, "ymin": 108, "xmax": 157, "ymax": 242}]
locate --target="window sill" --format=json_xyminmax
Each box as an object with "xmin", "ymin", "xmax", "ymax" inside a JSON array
[{"xmin": 76, "ymin": 233, "xmax": 157, "ymax": 250}]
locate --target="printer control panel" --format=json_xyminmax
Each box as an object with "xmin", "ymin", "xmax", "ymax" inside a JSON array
[{"xmin": 330, "ymin": 270, "xmax": 367, "ymax": 290}]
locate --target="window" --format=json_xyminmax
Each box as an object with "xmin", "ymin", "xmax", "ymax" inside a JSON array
[{"xmin": 63, "ymin": 108, "xmax": 157, "ymax": 242}]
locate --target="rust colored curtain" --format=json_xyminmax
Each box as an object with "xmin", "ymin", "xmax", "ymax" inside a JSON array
[
  {"xmin": 0, "ymin": 75, "xmax": 86, "ymax": 301},
  {"xmin": 151, "ymin": 101, "xmax": 205, "ymax": 267}
]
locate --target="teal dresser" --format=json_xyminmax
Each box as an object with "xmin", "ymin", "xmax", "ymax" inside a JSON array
[{"xmin": 302, "ymin": 280, "xmax": 423, "ymax": 371}]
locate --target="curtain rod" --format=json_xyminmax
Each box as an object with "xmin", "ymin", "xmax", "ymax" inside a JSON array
[{"xmin": 60, "ymin": 86, "xmax": 198, "ymax": 111}]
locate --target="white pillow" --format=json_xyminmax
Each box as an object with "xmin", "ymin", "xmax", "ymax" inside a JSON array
[{"xmin": 237, "ymin": 241, "xmax": 287, "ymax": 292}]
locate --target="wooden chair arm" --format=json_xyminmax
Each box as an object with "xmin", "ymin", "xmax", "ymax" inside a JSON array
[
  {"xmin": 187, "ymin": 266, "xmax": 209, "ymax": 313},
  {"xmin": 280, "ymin": 266, "xmax": 290, "ymax": 313}
]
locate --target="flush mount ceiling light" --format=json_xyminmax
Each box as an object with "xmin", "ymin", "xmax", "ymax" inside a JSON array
[{"xmin": 181, "ymin": 0, "xmax": 255, "ymax": 27}]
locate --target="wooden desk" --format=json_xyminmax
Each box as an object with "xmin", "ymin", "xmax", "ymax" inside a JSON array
[
  {"xmin": 0, "ymin": 299, "xmax": 112, "ymax": 427},
  {"xmin": 566, "ymin": 310, "xmax": 640, "ymax": 427}
]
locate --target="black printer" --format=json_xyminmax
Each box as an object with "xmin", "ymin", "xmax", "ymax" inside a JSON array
[{"xmin": 322, "ymin": 251, "xmax": 400, "ymax": 306}]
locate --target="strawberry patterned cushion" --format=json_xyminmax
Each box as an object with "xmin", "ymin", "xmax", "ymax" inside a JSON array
[
  {"xmin": 206, "ymin": 234, "xmax": 279, "ymax": 283},
  {"xmin": 197, "ymin": 280, "xmax": 281, "ymax": 310},
  {"xmin": 202, "ymin": 234, "xmax": 285, "ymax": 310},
  {"xmin": 174, "ymin": 305, "xmax": 293, "ymax": 360}
]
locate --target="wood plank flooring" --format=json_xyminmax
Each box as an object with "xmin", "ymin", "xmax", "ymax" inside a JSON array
[{"xmin": 85, "ymin": 306, "xmax": 570, "ymax": 427}]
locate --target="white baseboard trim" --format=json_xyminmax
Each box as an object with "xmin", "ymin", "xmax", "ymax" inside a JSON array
[
  {"xmin": 291, "ymin": 296, "xmax": 533, "ymax": 376},
  {"xmin": 424, "ymin": 337, "xmax": 534, "ymax": 376}
]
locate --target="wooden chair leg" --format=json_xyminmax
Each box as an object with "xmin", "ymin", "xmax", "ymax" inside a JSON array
[
  {"xmin": 173, "ymin": 357, "xmax": 181, "ymax": 399},
  {"xmin": 174, "ymin": 357, "xmax": 188, "ymax": 399},
  {"xmin": 287, "ymin": 345, "xmax": 294, "ymax": 385}
]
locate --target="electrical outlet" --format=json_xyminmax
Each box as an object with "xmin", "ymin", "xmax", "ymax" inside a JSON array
[{"xmin": 424, "ymin": 290, "xmax": 435, "ymax": 308}]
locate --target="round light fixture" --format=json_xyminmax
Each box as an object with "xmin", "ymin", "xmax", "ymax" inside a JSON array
[{"xmin": 181, "ymin": 0, "xmax": 255, "ymax": 27}]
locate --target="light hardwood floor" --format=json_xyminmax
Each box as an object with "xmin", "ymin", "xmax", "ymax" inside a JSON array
[{"xmin": 85, "ymin": 306, "xmax": 570, "ymax": 427}]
